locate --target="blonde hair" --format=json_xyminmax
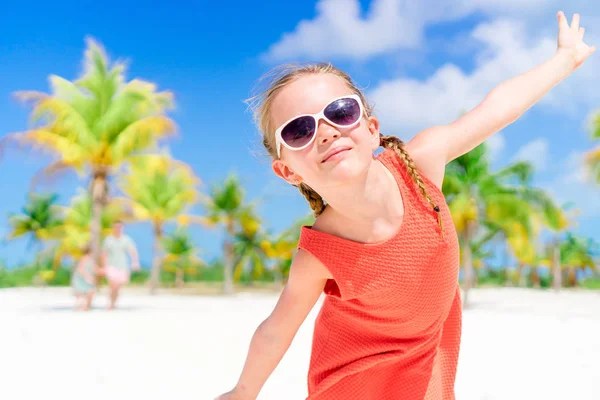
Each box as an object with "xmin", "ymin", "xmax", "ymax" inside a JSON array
[{"xmin": 247, "ymin": 63, "xmax": 442, "ymax": 232}]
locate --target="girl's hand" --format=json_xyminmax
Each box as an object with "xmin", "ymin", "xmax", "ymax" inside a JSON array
[
  {"xmin": 556, "ymin": 11, "xmax": 596, "ymax": 70},
  {"xmin": 86, "ymin": 275, "xmax": 96, "ymax": 285}
]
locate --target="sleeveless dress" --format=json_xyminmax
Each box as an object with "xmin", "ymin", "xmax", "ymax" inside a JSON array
[
  {"xmin": 297, "ymin": 148, "xmax": 462, "ymax": 400},
  {"xmin": 72, "ymin": 257, "xmax": 95, "ymax": 294}
]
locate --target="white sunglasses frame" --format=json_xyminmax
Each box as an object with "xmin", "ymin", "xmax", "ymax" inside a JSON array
[{"xmin": 274, "ymin": 94, "xmax": 365, "ymax": 158}]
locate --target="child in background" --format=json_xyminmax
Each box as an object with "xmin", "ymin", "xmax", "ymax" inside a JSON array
[{"xmin": 71, "ymin": 243, "xmax": 98, "ymax": 311}]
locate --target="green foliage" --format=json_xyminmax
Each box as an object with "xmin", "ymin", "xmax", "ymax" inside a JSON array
[
  {"xmin": 129, "ymin": 269, "xmax": 150, "ymax": 285},
  {"xmin": 477, "ymin": 268, "xmax": 508, "ymax": 286},
  {"xmin": 205, "ymin": 174, "xmax": 245, "ymax": 226},
  {"xmin": 0, "ymin": 264, "xmax": 71, "ymax": 288},
  {"xmin": 0, "ymin": 266, "xmax": 38, "ymax": 288},
  {"xmin": 199, "ymin": 259, "xmax": 225, "ymax": 282},
  {"xmin": 119, "ymin": 154, "xmax": 202, "ymax": 224},
  {"xmin": 7, "ymin": 193, "xmax": 63, "ymax": 244},
  {"xmin": 580, "ymin": 277, "xmax": 600, "ymax": 289}
]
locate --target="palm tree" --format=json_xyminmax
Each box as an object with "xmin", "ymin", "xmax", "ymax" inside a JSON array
[
  {"xmin": 561, "ymin": 234, "xmax": 598, "ymax": 287},
  {"xmin": 232, "ymin": 206, "xmax": 269, "ymax": 283},
  {"xmin": 539, "ymin": 204, "xmax": 578, "ymax": 291},
  {"xmin": 1, "ymin": 38, "xmax": 176, "ymax": 264},
  {"xmin": 584, "ymin": 111, "xmax": 600, "ymax": 182},
  {"xmin": 52, "ymin": 188, "xmax": 127, "ymax": 267},
  {"xmin": 204, "ymin": 173, "xmax": 247, "ymax": 294},
  {"xmin": 503, "ymin": 220, "xmax": 540, "ymax": 287},
  {"xmin": 261, "ymin": 212, "xmax": 316, "ymax": 285},
  {"xmin": 117, "ymin": 153, "xmax": 210, "ymax": 294},
  {"xmin": 6, "ymin": 193, "xmax": 63, "ymax": 268},
  {"xmin": 443, "ymin": 142, "xmax": 559, "ymax": 305},
  {"xmin": 161, "ymin": 228, "xmax": 205, "ymax": 287}
]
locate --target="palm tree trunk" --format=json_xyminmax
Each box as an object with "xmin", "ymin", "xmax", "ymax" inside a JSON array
[
  {"xmin": 175, "ymin": 263, "xmax": 184, "ymax": 288},
  {"xmin": 223, "ymin": 220, "xmax": 235, "ymax": 294},
  {"xmin": 34, "ymin": 239, "xmax": 43, "ymax": 270},
  {"xmin": 552, "ymin": 238, "xmax": 562, "ymax": 292},
  {"xmin": 517, "ymin": 263, "xmax": 527, "ymax": 287},
  {"xmin": 462, "ymin": 221, "xmax": 477, "ymax": 308},
  {"xmin": 90, "ymin": 169, "xmax": 108, "ymax": 286},
  {"xmin": 503, "ymin": 240, "xmax": 512, "ymax": 287},
  {"xmin": 530, "ymin": 266, "xmax": 540, "ymax": 288},
  {"xmin": 567, "ymin": 266, "xmax": 577, "ymax": 287},
  {"xmin": 149, "ymin": 221, "xmax": 163, "ymax": 294}
]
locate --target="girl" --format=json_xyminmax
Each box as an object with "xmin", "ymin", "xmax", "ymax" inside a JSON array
[
  {"xmin": 217, "ymin": 12, "xmax": 594, "ymax": 400},
  {"xmin": 72, "ymin": 243, "xmax": 98, "ymax": 311}
]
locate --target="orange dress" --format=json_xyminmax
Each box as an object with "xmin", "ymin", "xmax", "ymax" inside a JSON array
[{"xmin": 298, "ymin": 148, "xmax": 462, "ymax": 400}]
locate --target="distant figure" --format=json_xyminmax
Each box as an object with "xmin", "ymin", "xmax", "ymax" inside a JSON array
[
  {"xmin": 72, "ymin": 244, "xmax": 98, "ymax": 311},
  {"xmin": 102, "ymin": 220, "xmax": 140, "ymax": 310}
]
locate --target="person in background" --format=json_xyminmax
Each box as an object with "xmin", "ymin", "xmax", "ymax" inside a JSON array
[
  {"xmin": 72, "ymin": 243, "xmax": 99, "ymax": 311},
  {"xmin": 101, "ymin": 220, "xmax": 140, "ymax": 310}
]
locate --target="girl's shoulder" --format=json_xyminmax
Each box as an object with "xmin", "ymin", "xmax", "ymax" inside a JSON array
[{"xmin": 404, "ymin": 129, "xmax": 449, "ymax": 190}]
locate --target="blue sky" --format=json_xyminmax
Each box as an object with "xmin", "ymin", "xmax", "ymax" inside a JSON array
[{"xmin": 1, "ymin": 0, "xmax": 599, "ymax": 268}]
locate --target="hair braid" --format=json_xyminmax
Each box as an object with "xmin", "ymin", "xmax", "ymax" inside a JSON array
[
  {"xmin": 380, "ymin": 134, "xmax": 444, "ymax": 236},
  {"xmin": 297, "ymin": 182, "xmax": 327, "ymax": 217}
]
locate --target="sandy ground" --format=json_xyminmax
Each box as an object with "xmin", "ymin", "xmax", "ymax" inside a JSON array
[{"xmin": 1, "ymin": 287, "xmax": 599, "ymax": 400}]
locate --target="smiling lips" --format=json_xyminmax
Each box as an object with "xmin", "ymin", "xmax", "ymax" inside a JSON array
[{"xmin": 321, "ymin": 146, "xmax": 351, "ymax": 163}]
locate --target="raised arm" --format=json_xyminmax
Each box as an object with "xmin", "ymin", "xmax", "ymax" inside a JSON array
[
  {"xmin": 408, "ymin": 12, "xmax": 595, "ymax": 180},
  {"xmin": 216, "ymin": 249, "xmax": 331, "ymax": 400}
]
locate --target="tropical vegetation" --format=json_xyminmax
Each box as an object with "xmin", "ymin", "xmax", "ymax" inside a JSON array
[{"xmin": 1, "ymin": 39, "xmax": 599, "ymax": 299}]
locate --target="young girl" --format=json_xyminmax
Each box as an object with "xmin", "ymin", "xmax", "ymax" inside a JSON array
[
  {"xmin": 72, "ymin": 244, "xmax": 98, "ymax": 311},
  {"xmin": 217, "ymin": 12, "xmax": 594, "ymax": 400}
]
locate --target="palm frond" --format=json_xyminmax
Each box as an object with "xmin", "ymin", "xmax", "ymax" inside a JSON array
[
  {"xmin": 495, "ymin": 161, "xmax": 534, "ymax": 184},
  {"xmin": 30, "ymin": 161, "xmax": 76, "ymax": 191},
  {"xmin": 591, "ymin": 111, "xmax": 600, "ymax": 139},
  {"xmin": 14, "ymin": 93, "xmax": 96, "ymax": 149},
  {"xmin": 110, "ymin": 116, "xmax": 176, "ymax": 164}
]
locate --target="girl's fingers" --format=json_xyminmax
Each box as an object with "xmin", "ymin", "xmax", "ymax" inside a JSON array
[
  {"xmin": 571, "ymin": 13, "xmax": 580, "ymax": 31},
  {"xmin": 579, "ymin": 27, "xmax": 585, "ymax": 40},
  {"xmin": 558, "ymin": 11, "xmax": 569, "ymax": 31}
]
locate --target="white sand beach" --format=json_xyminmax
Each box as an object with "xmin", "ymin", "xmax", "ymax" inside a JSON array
[{"xmin": 1, "ymin": 287, "xmax": 599, "ymax": 400}]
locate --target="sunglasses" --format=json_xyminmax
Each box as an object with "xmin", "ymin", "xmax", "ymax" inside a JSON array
[{"xmin": 274, "ymin": 94, "xmax": 365, "ymax": 158}]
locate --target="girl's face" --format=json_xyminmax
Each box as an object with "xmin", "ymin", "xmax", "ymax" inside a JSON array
[{"xmin": 270, "ymin": 74, "xmax": 381, "ymax": 191}]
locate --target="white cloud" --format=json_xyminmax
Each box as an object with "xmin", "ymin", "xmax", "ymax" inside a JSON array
[
  {"xmin": 262, "ymin": 0, "xmax": 597, "ymax": 62},
  {"xmin": 368, "ymin": 19, "xmax": 558, "ymax": 138},
  {"xmin": 368, "ymin": 18, "xmax": 600, "ymax": 137},
  {"xmin": 262, "ymin": 0, "xmax": 425, "ymax": 62},
  {"xmin": 544, "ymin": 151, "xmax": 600, "ymax": 218},
  {"xmin": 512, "ymin": 138, "xmax": 550, "ymax": 171},
  {"xmin": 487, "ymin": 132, "xmax": 506, "ymax": 162}
]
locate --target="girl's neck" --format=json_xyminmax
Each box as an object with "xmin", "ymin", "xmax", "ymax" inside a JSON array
[{"xmin": 318, "ymin": 157, "xmax": 403, "ymax": 228}]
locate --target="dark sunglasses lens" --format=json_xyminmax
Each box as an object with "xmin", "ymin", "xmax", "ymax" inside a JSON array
[
  {"xmin": 324, "ymin": 98, "xmax": 361, "ymax": 125},
  {"xmin": 281, "ymin": 116, "xmax": 316, "ymax": 148}
]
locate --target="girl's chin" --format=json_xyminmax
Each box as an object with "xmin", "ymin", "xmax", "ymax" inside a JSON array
[{"xmin": 320, "ymin": 162, "xmax": 368, "ymax": 183}]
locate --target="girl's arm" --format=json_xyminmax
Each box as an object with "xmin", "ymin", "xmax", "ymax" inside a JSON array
[
  {"xmin": 408, "ymin": 11, "xmax": 595, "ymax": 175},
  {"xmin": 127, "ymin": 237, "xmax": 140, "ymax": 271},
  {"xmin": 216, "ymin": 249, "xmax": 331, "ymax": 400}
]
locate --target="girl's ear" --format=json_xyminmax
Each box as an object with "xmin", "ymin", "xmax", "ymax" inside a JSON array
[
  {"xmin": 367, "ymin": 115, "xmax": 381, "ymax": 150},
  {"xmin": 272, "ymin": 159, "xmax": 303, "ymax": 185}
]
